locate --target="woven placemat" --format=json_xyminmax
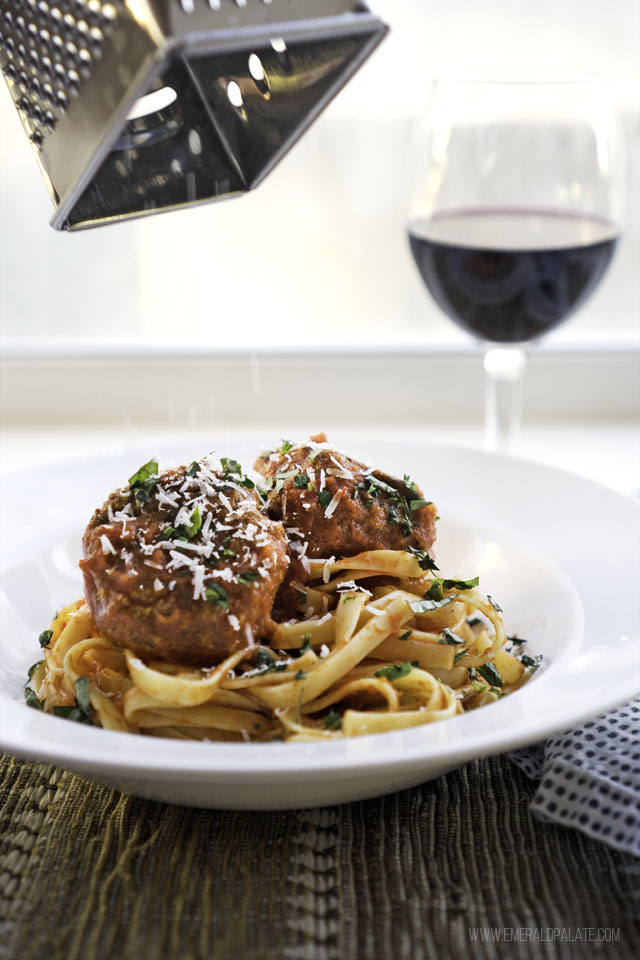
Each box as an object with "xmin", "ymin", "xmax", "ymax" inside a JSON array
[{"xmin": 1, "ymin": 751, "xmax": 638, "ymax": 960}]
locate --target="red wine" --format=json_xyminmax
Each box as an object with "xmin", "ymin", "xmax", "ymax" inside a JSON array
[{"xmin": 408, "ymin": 210, "xmax": 619, "ymax": 343}]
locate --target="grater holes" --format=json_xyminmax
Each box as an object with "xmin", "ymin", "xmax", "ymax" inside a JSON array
[
  {"xmin": 2, "ymin": 0, "xmax": 118, "ymax": 146},
  {"xmin": 248, "ymin": 52, "xmax": 270, "ymax": 98},
  {"xmin": 226, "ymin": 80, "xmax": 243, "ymax": 109}
]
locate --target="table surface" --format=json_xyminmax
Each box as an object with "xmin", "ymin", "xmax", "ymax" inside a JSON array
[
  {"xmin": 1, "ymin": 752, "xmax": 639, "ymax": 960},
  {"xmin": 1, "ymin": 420, "xmax": 638, "ymax": 959}
]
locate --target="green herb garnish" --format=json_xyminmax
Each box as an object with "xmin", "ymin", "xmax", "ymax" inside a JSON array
[
  {"xmin": 52, "ymin": 676, "xmax": 92, "ymax": 725},
  {"xmin": 205, "ymin": 584, "xmax": 229, "ymax": 610},
  {"xmin": 324, "ymin": 710, "xmax": 342, "ymax": 730},
  {"xmin": 238, "ymin": 570, "xmax": 260, "ymax": 585},
  {"xmin": 471, "ymin": 679, "xmax": 487, "ymax": 695},
  {"xmin": 410, "ymin": 499, "xmax": 432, "ymax": 511},
  {"xmin": 521, "ymin": 654, "xmax": 542, "ymax": 670},
  {"xmin": 441, "ymin": 576, "xmax": 479, "ymax": 591},
  {"xmin": 27, "ymin": 659, "xmax": 44, "ymax": 679},
  {"xmin": 220, "ymin": 457, "xmax": 241, "ymax": 475},
  {"xmin": 487, "ymin": 595, "xmax": 503, "ymax": 613},
  {"xmin": 220, "ymin": 457, "xmax": 255, "ymax": 489},
  {"xmin": 280, "ymin": 440, "xmax": 294, "ymax": 454},
  {"xmin": 409, "ymin": 596, "xmax": 455, "ymax": 614},
  {"xmin": 300, "ymin": 633, "xmax": 312, "ymax": 654},
  {"xmin": 75, "ymin": 676, "xmax": 91, "ymax": 715},
  {"xmin": 439, "ymin": 628, "xmax": 465, "ymax": 646},
  {"xmin": 295, "ymin": 670, "xmax": 307, "ymax": 681},
  {"xmin": 24, "ymin": 687, "xmax": 43, "ymax": 711},
  {"xmin": 453, "ymin": 647, "xmax": 470, "ymax": 664},
  {"xmin": 129, "ymin": 458, "xmax": 159, "ymax": 508},
  {"xmin": 477, "ymin": 662, "xmax": 503, "ymax": 687},
  {"xmin": 318, "ymin": 490, "xmax": 333, "ymax": 509},
  {"xmin": 407, "ymin": 546, "xmax": 439, "ymax": 571},
  {"xmin": 374, "ymin": 662, "xmax": 412, "ymax": 681},
  {"xmin": 38, "ymin": 629, "xmax": 53, "ymax": 649},
  {"xmin": 184, "ymin": 505, "xmax": 202, "ymax": 539},
  {"xmin": 294, "ymin": 473, "xmax": 310, "ymax": 489},
  {"xmin": 186, "ymin": 461, "xmax": 200, "ymax": 477},
  {"xmin": 399, "ymin": 630, "xmax": 412, "ymax": 642}
]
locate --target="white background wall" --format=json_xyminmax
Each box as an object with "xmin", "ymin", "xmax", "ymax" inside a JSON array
[{"xmin": 1, "ymin": 0, "xmax": 638, "ymax": 351}]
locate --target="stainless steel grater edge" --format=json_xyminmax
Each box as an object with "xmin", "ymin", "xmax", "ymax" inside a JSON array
[{"xmin": 0, "ymin": 0, "xmax": 388, "ymax": 230}]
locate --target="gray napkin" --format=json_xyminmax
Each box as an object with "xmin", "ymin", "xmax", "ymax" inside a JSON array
[{"xmin": 511, "ymin": 698, "xmax": 640, "ymax": 857}]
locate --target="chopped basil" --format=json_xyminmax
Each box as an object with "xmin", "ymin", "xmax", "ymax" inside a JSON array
[
  {"xmin": 409, "ymin": 595, "xmax": 455, "ymax": 613},
  {"xmin": 407, "ymin": 546, "xmax": 439, "ymax": 571},
  {"xmin": 295, "ymin": 670, "xmax": 307, "ymax": 681},
  {"xmin": 300, "ymin": 633, "xmax": 312, "ymax": 654},
  {"xmin": 424, "ymin": 576, "xmax": 478, "ymax": 602},
  {"xmin": 161, "ymin": 506, "xmax": 202, "ymax": 543},
  {"xmin": 324, "ymin": 710, "xmax": 342, "ymax": 730},
  {"xmin": 280, "ymin": 440, "xmax": 294, "ymax": 454},
  {"xmin": 51, "ymin": 676, "xmax": 92, "ymax": 724},
  {"xmin": 53, "ymin": 705, "xmax": 91, "ymax": 724},
  {"xmin": 24, "ymin": 687, "xmax": 43, "ymax": 710},
  {"xmin": 293, "ymin": 473, "xmax": 310, "ymax": 489},
  {"xmin": 252, "ymin": 648, "xmax": 288, "ymax": 676},
  {"xmin": 508, "ymin": 635, "xmax": 527, "ymax": 646},
  {"xmin": 254, "ymin": 648, "xmax": 275, "ymax": 670},
  {"xmin": 205, "ymin": 584, "xmax": 229, "ymax": 610},
  {"xmin": 296, "ymin": 589, "xmax": 308, "ymax": 606},
  {"xmin": 186, "ymin": 461, "xmax": 200, "ymax": 477},
  {"xmin": 453, "ymin": 647, "xmax": 469, "ymax": 663},
  {"xmin": 363, "ymin": 472, "xmax": 397, "ymax": 496},
  {"xmin": 487, "ymin": 595, "xmax": 503, "ymax": 613},
  {"xmin": 410, "ymin": 499, "xmax": 432, "ymax": 511},
  {"xmin": 220, "ymin": 457, "xmax": 241, "ymax": 475},
  {"xmin": 238, "ymin": 570, "xmax": 260, "ymax": 585},
  {"xmin": 75, "ymin": 676, "xmax": 91, "ymax": 716},
  {"xmin": 466, "ymin": 616, "xmax": 483, "ymax": 628},
  {"xmin": 375, "ymin": 662, "xmax": 412, "ymax": 681},
  {"xmin": 129, "ymin": 458, "xmax": 159, "ymax": 487},
  {"xmin": 399, "ymin": 630, "xmax": 412, "ymax": 642},
  {"xmin": 129, "ymin": 458, "xmax": 159, "ymax": 508},
  {"xmin": 184, "ymin": 505, "xmax": 202, "ymax": 539},
  {"xmin": 442, "ymin": 576, "xmax": 479, "ymax": 591},
  {"xmin": 318, "ymin": 490, "xmax": 333, "ymax": 509},
  {"xmin": 38, "ymin": 629, "xmax": 53, "ymax": 649},
  {"xmin": 521, "ymin": 654, "xmax": 542, "ymax": 670},
  {"xmin": 222, "ymin": 547, "xmax": 237, "ymax": 559},
  {"xmin": 477, "ymin": 662, "xmax": 503, "ymax": 687},
  {"xmin": 471, "ymin": 679, "xmax": 487, "ymax": 695},
  {"xmin": 403, "ymin": 473, "xmax": 418, "ymax": 492},
  {"xmin": 439, "ymin": 628, "xmax": 465, "ymax": 646},
  {"xmin": 424, "ymin": 581, "xmax": 444, "ymax": 601},
  {"xmin": 27, "ymin": 659, "xmax": 45, "ymax": 679}
]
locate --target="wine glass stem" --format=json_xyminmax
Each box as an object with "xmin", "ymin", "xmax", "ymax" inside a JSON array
[{"xmin": 483, "ymin": 346, "xmax": 528, "ymax": 451}]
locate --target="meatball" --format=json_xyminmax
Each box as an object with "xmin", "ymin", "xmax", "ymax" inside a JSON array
[
  {"xmin": 255, "ymin": 434, "xmax": 437, "ymax": 617},
  {"xmin": 80, "ymin": 455, "xmax": 289, "ymax": 666}
]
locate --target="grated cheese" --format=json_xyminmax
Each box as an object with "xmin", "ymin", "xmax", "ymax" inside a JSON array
[
  {"xmin": 324, "ymin": 491, "xmax": 341, "ymax": 519},
  {"xmin": 100, "ymin": 535, "xmax": 116, "ymax": 555}
]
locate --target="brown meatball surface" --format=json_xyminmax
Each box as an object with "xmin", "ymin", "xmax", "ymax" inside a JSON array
[
  {"xmin": 80, "ymin": 456, "xmax": 289, "ymax": 666},
  {"xmin": 255, "ymin": 434, "xmax": 437, "ymax": 618}
]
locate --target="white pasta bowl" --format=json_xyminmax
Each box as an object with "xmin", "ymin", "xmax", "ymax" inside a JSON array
[{"xmin": 1, "ymin": 434, "xmax": 638, "ymax": 809}]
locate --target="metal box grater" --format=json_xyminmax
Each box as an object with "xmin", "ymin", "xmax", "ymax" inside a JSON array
[{"xmin": 0, "ymin": 0, "xmax": 387, "ymax": 230}]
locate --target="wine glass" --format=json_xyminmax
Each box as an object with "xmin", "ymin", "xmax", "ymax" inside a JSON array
[{"xmin": 408, "ymin": 73, "xmax": 624, "ymax": 450}]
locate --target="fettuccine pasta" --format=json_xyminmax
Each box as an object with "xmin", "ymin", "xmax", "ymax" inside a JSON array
[{"xmin": 26, "ymin": 549, "xmax": 534, "ymax": 741}]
